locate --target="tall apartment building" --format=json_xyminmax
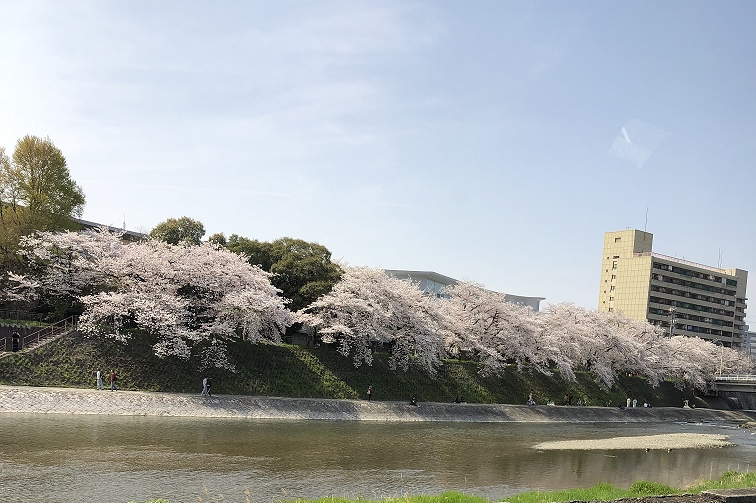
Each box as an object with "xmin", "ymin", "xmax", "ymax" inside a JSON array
[{"xmin": 598, "ymin": 230, "xmax": 748, "ymax": 347}]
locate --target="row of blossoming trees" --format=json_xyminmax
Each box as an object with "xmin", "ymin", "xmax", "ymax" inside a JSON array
[{"xmin": 5, "ymin": 228, "xmax": 752, "ymax": 389}]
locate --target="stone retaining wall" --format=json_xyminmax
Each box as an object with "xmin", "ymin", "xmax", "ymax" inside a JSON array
[{"xmin": 2, "ymin": 385, "xmax": 756, "ymax": 422}]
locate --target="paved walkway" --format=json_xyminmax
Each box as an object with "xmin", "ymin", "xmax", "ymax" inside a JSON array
[{"xmin": 2, "ymin": 385, "xmax": 756, "ymax": 422}]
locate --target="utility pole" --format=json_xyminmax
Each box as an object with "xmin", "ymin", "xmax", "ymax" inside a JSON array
[{"xmin": 667, "ymin": 304, "xmax": 676, "ymax": 337}]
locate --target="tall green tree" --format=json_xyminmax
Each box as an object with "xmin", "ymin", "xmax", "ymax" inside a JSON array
[
  {"xmin": 150, "ymin": 216, "xmax": 205, "ymax": 245},
  {"xmin": 0, "ymin": 136, "xmax": 85, "ymax": 273},
  {"xmin": 226, "ymin": 235, "xmax": 342, "ymax": 311},
  {"xmin": 227, "ymin": 235, "xmax": 274, "ymax": 270}
]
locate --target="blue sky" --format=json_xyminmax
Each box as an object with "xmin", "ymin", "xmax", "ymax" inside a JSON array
[{"xmin": 1, "ymin": 1, "xmax": 754, "ymax": 318}]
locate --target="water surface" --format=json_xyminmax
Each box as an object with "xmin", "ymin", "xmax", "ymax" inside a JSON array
[{"xmin": 1, "ymin": 414, "xmax": 755, "ymax": 503}]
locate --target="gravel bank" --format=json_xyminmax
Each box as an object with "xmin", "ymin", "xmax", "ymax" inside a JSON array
[
  {"xmin": 533, "ymin": 433, "xmax": 732, "ymax": 450},
  {"xmin": 2, "ymin": 385, "xmax": 756, "ymax": 422}
]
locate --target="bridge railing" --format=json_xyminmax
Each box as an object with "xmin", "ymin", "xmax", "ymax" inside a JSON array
[{"xmin": 714, "ymin": 375, "xmax": 756, "ymax": 382}]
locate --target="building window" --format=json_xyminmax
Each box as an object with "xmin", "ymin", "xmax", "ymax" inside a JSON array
[
  {"xmin": 610, "ymin": 286, "xmax": 615, "ymax": 292},
  {"xmin": 611, "ymin": 275, "xmax": 616, "ymax": 280},
  {"xmin": 612, "ymin": 261, "xmax": 618, "ymax": 270},
  {"xmin": 608, "ymin": 307, "xmax": 614, "ymax": 312},
  {"xmin": 614, "ymin": 238, "xmax": 621, "ymax": 243}
]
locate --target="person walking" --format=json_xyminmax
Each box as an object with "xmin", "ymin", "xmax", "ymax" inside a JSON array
[
  {"xmin": 96, "ymin": 370, "xmax": 103, "ymax": 390},
  {"xmin": 109, "ymin": 370, "xmax": 117, "ymax": 391},
  {"xmin": 11, "ymin": 331, "xmax": 20, "ymax": 352},
  {"xmin": 632, "ymin": 398, "xmax": 638, "ymax": 408},
  {"xmin": 626, "ymin": 397, "xmax": 631, "ymax": 408},
  {"xmin": 367, "ymin": 385, "xmax": 373, "ymax": 401},
  {"xmin": 201, "ymin": 377, "xmax": 208, "ymax": 396},
  {"xmin": 206, "ymin": 376, "xmax": 212, "ymax": 397}
]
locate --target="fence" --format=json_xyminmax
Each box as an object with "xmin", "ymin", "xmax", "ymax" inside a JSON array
[
  {"xmin": 0, "ymin": 315, "xmax": 78, "ymax": 352},
  {"xmin": 714, "ymin": 375, "xmax": 756, "ymax": 382},
  {"xmin": 0, "ymin": 309, "xmax": 48, "ymax": 323}
]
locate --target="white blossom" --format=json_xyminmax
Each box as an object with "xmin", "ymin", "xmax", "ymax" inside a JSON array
[
  {"xmin": 10, "ymin": 228, "xmax": 292, "ymax": 368},
  {"xmin": 299, "ymin": 266, "xmax": 446, "ymax": 374}
]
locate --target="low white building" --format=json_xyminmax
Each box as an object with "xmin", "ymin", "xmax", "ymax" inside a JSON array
[
  {"xmin": 383, "ymin": 269, "xmax": 545, "ymax": 312},
  {"xmin": 744, "ymin": 326, "xmax": 755, "ymax": 357}
]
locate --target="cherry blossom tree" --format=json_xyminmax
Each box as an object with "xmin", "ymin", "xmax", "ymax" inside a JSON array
[
  {"xmin": 439, "ymin": 281, "xmax": 557, "ymax": 376},
  {"xmin": 9, "ymin": 228, "xmax": 292, "ymax": 369},
  {"xmin": 7, "ymin": 230, "xmax": 751, "ymax": 385},
  {"xmin": 298, "ymin": 266, "xmax": 447, "ymax": 374},
  {"xmin": 440, "ymin": 281, "xmax": 751, "ymax": 389},
  {"xmin": 654, "ymin": 334, "xmax": 752, "ymax": 390},
  {"xmin": 538, "ymin": 304, "xmax": 663, "ymax": 388}
]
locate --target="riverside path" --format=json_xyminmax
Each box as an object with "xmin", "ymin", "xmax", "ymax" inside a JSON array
[{"xmin": 2, "ymin": 385, "xmax": 756, "ymax": 423}]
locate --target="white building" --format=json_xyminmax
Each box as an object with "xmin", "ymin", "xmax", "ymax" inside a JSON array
[
  {"xmin": 744, "ymin": 326, "xmax": 755, "ymax": 357},
  {"xmin": 384, "ymin": 269, "xmax": 545, "ymax": 312}
]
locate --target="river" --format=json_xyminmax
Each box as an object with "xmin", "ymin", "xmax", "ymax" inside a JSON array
[{"xmin": 1, "ymin": 414, "xmax": 755, "ymax": 503}]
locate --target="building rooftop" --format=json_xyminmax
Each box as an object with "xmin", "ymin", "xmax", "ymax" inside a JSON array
[
  {"xmin": 73, "ymin": 218, "xmax": 147, "ymax": 241},
  {"xmin": 633, "ymin": 251, "xmax": 731, "ymax": 275}
]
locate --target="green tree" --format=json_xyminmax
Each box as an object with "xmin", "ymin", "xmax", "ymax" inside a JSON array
[
  {"xmin": 150, "ymin": 216, "xmax": 205, "ymax": 245},
  {"xmin": 0, "ymin": 136, "xmax": 85, "ymax": 273},
  {"xmin": 225, "ymin": 235, "xmax": 342, "ymax": 311},
  {"xmin": 207, "ymin": 232, "xmax": 227, "ymax": 246},
  {"xmin": 227, "ymin": 234, "xmax": 274, "ymax": 270},
  {"xmin": 268, "ymin": 238, "xmax": 342, "ymax": 311}
]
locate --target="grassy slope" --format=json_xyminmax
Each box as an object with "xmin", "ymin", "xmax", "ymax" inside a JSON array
[{"xmin": 0, "ymin": 330, "xmax": 691, "ymax": 406}]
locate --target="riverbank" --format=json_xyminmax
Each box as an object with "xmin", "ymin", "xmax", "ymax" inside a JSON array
[
  {"xmin": 0, "ymin": 330, "xmax": 697, "ymax": 407},
  {"xmin": 135, "ymin": 472, "xmax": 756, "ymax": 503},
  {"xmin": 1, "ymin": 385, "xmax": 754, "ymax": 422}
]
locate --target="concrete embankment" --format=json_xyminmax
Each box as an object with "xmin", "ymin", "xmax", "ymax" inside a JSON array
[{"xmin": 2, "ymin": 385, "xmax": 756, "ymax": 423}]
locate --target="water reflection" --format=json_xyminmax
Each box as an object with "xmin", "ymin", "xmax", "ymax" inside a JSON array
[{"xmin": 1, "ymin": 414, "xmax": 755, "ymax": 503}]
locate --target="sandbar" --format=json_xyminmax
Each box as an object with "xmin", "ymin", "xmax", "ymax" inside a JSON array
[{"xmin": 533, "ymin": 433, "xmax": 732, "ymax": 450}]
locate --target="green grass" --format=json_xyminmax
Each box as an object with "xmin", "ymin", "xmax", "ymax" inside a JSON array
[
  {"xmin": 135, "ymin": 471, "xmax": 756, "ymax": 503},
  {"xmin": 0, "ymin": 330, "xmax": 692, "ymax": 406},
  {"xmin": 507, "ymin": 481, "xmax": 680, "ymax": 503},
  {"xmin": 0, "ymin": 318, "xmax": 50, "ymax": 327},
  {"xmin": 503, "ymin": 471, "xmax": 756, "ymax": 503},
  {"xmin": 688, "ymin": 471, "xmax": 756, "ymax": 493}
]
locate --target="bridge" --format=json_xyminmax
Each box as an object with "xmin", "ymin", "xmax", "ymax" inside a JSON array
[{"xmin": 713, "ymin": 375, "xmax": 756, "ymax": 393}]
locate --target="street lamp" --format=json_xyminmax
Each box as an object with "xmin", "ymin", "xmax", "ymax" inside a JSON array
[
  {"xmin": 715, "ymin": 338, "xmax": 724, "ymax": 377},
  {"xmin": 667, "ymin": 305, "xmax": 676, "ymax": 337}
]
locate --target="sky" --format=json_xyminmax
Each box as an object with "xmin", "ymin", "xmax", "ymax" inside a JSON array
[{"xmin": 1, "ymin": 1, "xmax": 754, "ymax": 320}]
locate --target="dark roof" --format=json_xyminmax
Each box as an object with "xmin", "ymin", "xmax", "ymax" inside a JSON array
[{"xmin": 73, "ymin": 218, "xmax": 147, "ymax": 241}]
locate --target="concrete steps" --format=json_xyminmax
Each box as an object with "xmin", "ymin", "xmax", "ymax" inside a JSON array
[{"xmin": 0, "ymin": 316, "xmax": 78, "ymax": 359}]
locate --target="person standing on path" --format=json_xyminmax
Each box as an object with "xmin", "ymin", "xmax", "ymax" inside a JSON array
[
  {"xmin": 201, "ymin": 377, "xmax": 208, "ymax": 396},
  {"xmin": 367, "ymin": 385, "xmax": 373, "ymax": 401},
  {"xmin": 109, "ymin": 370, "xmax": 117, "ymax": 391},
  {"xmin": 626, "ymin": 397, "xmax": 631, "ymax": 408},
  {"xmin": 96, "ymin": 370, "xmax": 103, "ymax": 390},
  {"xmin": 11, "ymin": 331, "xmax": 20, "ymax": 352},
  {"xmin": 206, "ymin": 376, "xmax": 212, "ymax": 397},
  {"xmin": 632, "ymin": 398, "xmax": 638, "ymax": 408}
]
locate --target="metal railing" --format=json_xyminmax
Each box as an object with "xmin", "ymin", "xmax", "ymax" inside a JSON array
[
  {"xmin": 1, "ymin": 315, "xmax": 78, "ymax": 353},
  {"xmin": 714, "ymin": 375, "xmax": 756, "ymax": 382}
]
